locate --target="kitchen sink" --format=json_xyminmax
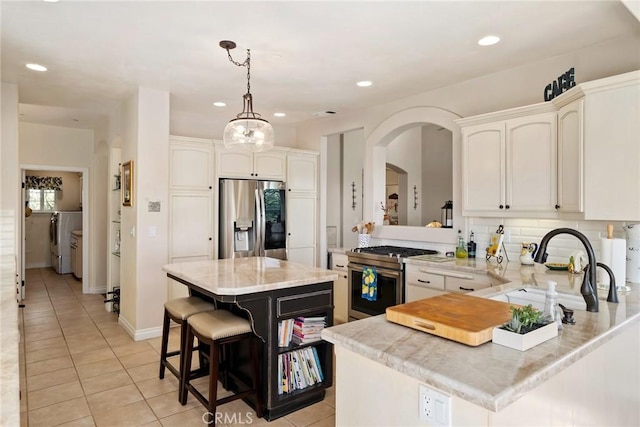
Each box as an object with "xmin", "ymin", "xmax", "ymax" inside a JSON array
[{"xmin": 488, "ymin": 287, "xmax": 587, "ymax": 311}]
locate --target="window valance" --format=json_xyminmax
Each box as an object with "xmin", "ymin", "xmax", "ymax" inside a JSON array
[{"xmin": 26, "ymin": 176, "xmax": 62, "ymax": 191}]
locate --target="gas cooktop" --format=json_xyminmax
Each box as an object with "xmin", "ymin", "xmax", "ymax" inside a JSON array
[{"xmin": 351, "ymin": 245, "xmax": 438, "ymax": 258}]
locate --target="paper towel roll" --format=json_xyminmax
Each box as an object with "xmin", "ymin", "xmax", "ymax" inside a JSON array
[
  {"xmin": 600, "ymin": 237, "xmax": 626, "ymax": 287},
  {"xmin": 627, "ymin": 238, "xmax": 640, "ymax": 283}
]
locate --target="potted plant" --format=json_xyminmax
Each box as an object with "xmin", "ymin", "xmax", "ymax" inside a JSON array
[{"xmin": 492, "ymin": 305, "xmax": 558, "ymax": 351}]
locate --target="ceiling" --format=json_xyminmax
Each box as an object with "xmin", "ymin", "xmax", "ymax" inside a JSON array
[{"xmin": 2, "ymin": 1, "xmax": 639, "ymax": 133}]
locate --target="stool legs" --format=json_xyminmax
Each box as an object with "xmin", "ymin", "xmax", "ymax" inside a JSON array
[
  {"xmin": 159, "ymin": 308, "xmax": 171, "ymax": 379},
  {"xmin": 181, "ymin": 324, "xmax": 263, "ymax": 424}
]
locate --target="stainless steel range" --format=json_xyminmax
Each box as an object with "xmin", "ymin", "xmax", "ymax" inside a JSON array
[{"xmin": 347, "ymin": 246, "xmax": 438, "ymax": 320}]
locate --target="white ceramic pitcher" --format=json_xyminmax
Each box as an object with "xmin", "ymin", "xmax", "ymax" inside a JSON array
[{"xmin": 519, "ymin": 242, "xmax": 538, "ymax": 265}]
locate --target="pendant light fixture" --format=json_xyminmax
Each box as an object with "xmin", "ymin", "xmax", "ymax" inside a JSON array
[{"xmin": 220, "ymin": 40, "xmax": 274, "ymax": 152}]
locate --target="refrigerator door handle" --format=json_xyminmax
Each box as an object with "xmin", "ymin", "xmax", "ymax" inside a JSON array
[
  {"xmin": 254, "ymin": 188, "xmax": 262, "ymax": 257},
  {"xmin": 259, "ymin": 188, "xmax": 267, "ymax": 257}
]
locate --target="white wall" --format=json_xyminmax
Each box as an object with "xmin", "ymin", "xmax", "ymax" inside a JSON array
[
  {"xmin": 297, "ymin": 34, "xmax": 640, "ymax": 250},
  {"xmin": 19, "ymin": 123, "xmax": 108, "ymax": 293},
  {"xmin": 119, "ymin": 87, "xmax": 170, "ymax": 339},
  {"xmin": 341, "ymin": 129, "xmax": 364, "ymax": 249},
  {"xmin": 422, "ymin": 126, "xmax": 452, "ymax": 225},
  {"xmin": 386, "ymin": 126, "xmax": 422, "ymax": 226}
]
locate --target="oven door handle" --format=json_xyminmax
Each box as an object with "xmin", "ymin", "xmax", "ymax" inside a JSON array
[{"xmin": 348, "ymin": 263, "xmax": 401, "ymax": 279}]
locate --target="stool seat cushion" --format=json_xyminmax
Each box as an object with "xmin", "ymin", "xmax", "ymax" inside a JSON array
[
  {"xmin": 188, "ymin": 310, "xmax": 252, "ymax": 340},
  {"xmin": 165, "ymin": 297, "xmax": 215, "ymax": 320}
]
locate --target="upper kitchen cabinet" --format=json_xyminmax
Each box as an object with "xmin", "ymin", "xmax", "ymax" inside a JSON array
[
  {"xmin": 575, "ymin": 71, "xmax": 640, "ymax": 221},
  {"xmin": 216, "ymin": 147, "xmax": 286, "ymax": 181},
  {"xmin": 169, "ymin": 137, "xmax": 214, "ymax": 191},
  {"xmin": 460, "ymin": 107, "xmax": 557, "ymax": 216},
  {"xmin": 287, "ymin": 151, "xmax": 318, "ymax": 192},
  {"xmin": 555, "ymin": 99, "xmax": 584, "ymax": 213}
]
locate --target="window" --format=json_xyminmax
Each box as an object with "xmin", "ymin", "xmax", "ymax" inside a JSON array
[{"xmin": 27, "ymin": 189, "xmax": 56, "ymax": 211}]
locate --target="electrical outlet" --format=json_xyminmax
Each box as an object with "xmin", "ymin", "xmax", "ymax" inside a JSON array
[{"xmin": 419, "ymin": 384, "xmax": 451, "ymax": 426}]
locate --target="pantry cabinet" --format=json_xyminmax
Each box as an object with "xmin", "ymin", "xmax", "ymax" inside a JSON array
[
  {"xmin": 216, "ymin": 148, "xmax": 286, "ymax": 180},
  {"xmin": 286, "ymin": 151, "xmax": 319, "ymax": 266},
  {"xmin": 461, "ymin": 110, "xmax": 557, "ymax": 215},
  {"xmin": 168, "ymin": 136, "xmax": 214, "ymax": 300}
]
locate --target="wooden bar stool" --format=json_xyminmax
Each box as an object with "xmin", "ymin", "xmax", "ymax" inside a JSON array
[
  {"xmin": 181, "ymin": 309, "xmax": 263, "ymax": 423},
  {"xmin": 159, "ymin": 296, "xmax": 216, "ymax": 401}
]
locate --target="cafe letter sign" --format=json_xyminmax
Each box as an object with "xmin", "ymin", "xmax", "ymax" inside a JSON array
[{"xmin": 544, "ymin": 67, "xmax": 576, "ymax": 101}]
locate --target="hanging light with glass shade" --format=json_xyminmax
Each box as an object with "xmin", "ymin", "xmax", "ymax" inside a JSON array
[{"xmin": 219, "ymin": 40, "xmax": 274, "ymax": 152}]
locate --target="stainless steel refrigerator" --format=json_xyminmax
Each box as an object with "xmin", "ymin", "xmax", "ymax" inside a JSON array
[{"xmin": 219, "ymin": 179, "xmax": 287, "ymax": 260}]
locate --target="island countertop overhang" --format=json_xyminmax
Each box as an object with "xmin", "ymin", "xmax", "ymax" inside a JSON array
[{"xmin": 163, "ymin": 257, "xmax": 339, "ymax": 296}]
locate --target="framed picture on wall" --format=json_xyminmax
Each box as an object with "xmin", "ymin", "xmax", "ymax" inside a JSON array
[{"xmin": 122, "ymin": 160, "xmax": 133, "ymax": 207}]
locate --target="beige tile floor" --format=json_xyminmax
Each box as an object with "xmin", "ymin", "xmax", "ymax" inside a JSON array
[{"xmin": 19, "ymin": 268, "xmax": 336, "ymax": 427}]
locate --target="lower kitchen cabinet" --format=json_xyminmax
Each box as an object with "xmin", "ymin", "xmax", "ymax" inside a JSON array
[
  {"xmin": 330, "ymin": 253, "xmax": 348, "ymax": 323},
  {"xmin": 405, "ymin": 264, "xmax": 498, "ymax": 302}
]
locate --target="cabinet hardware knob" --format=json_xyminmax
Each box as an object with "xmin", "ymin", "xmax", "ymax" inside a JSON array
[
  {"xmin": 555, "ymin": 204, "xmax": 560, "ymax": 209},
  {"xmin": 499, "ymin": 204, "xmax": 504, "ymax": 209},
  {"xmin": 209, "ymin": 237, "xmax": 212, "ymax": 241},
  {"xmin": 209, "ymin": 186, "xmax": 212, "ymax": 189},
  {"xmin": 505, "ymin": 205, "xmax": 510, "ymax": 209}
]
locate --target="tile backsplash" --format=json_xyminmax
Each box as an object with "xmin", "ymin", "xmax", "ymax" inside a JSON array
[{"xmin": 373, "ymin": 217, "xmax": 635, "ymax": 265}]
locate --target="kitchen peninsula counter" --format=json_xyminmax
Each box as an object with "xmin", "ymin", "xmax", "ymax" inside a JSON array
[
  {"xmin": 322, "ymin": 259, "xmax": 640, "ymax": 426},
  {"xmin": 163, "ymin": 257, "xmax": 338, "ymax": 421}
]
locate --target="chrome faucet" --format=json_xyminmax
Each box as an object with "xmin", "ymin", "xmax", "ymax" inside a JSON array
[{"xmin": 534, "ymin": 228, "xmax": 606, "ymax": 312}]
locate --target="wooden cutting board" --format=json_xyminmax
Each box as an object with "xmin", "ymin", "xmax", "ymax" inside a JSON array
[{"xmin": 386, "ymin": 293, "xmax": 516, "ymax": 346}]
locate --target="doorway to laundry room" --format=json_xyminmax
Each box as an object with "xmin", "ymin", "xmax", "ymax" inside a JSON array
[{"xmin": 21, "ymin": 166, "xmax": 89, "ymax": 301}]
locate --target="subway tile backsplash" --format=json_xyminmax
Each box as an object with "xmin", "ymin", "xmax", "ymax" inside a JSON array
[{"xmin": 373, "ymin": 217, "xmax": 633, "ymax": 265}]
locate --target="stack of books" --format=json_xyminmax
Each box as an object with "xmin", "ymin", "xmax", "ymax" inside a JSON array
[
  {"xmin": 292, "ymin": 316, "xmax": 326, "ymax": 344},
  {"xmin": 277, "ymin": 347, "xmax": 325, "ymax": 394},
  {"xmin": 278, "ymin": 318, "xmax": 295, "ymax": 347}
]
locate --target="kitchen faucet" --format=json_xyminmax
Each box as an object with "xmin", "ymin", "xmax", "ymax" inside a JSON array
[{"xmin": 534, "ymin": 228, "xmax": 618, "ymax": 312}]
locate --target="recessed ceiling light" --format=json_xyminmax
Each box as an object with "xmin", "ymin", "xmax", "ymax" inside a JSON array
[
  {"xmin": 478, "ymin": 35, "xmax": 500, "ymax": 46},
  {"xmin": 43, "ymin": 0, "xmax": 59, "ymax": 2},
  {"xmin": 356, "ymin": 81, "xmax": 373, "ymax": 87},
  {"xmin": 213, "ymin": 102, "xmax": 226, "ymax": 107},
  {"xmin": 274, "ymin": 112, "xmax": 286, "ymax": 117},
  {"xmin": 26, "ymin": 63, "xmax": 47, "ymax": 72}
]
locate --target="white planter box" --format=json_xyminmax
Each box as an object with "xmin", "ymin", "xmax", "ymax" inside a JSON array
[{"xmin": 492, "ymin": 322, "xmax": 558, "ymax": 351}]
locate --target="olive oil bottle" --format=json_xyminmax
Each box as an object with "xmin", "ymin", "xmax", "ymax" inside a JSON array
[{"xmin": 455, "ymin": 230, "xmax": 468, "ymax": 258}]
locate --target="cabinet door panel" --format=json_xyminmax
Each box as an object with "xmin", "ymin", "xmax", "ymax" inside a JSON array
[
  {"xmin": 557, "ymin": 100, "xmax": 584, "ymax": 212},
  {"xmin": 462, "ymin": 124, "xmax": 504, "ymax": 212},
  {"xmin": 288, "ymin": 247, "xmax": 315, "ymax": 266},
  {"xmin": 169, "ymin": 193, "xmax": 212, "ymax": 258},
  {"xmin": 254, "ymin": 152, "xmax": 286, "ymax": 180},
  {"xmin": 217, "ymin": 151, "xmax": 254, "ymax": 178},
  {"xmin": 506, "ymin": 114, "xmax": 557, "ymax": 211},
  {"xmin": 169, "ymin": 145, "xmax": 212, "ymax": 190},
  {"xmin": 288, "ymin": 154, "xmax": 318, "ymax": 192},
  {"xmin": 333, "ymin": 274, "xmax": 348, "ymax": 323},
  {"xmin": 287, "ymin": 195, "xmax": 316, "ymax": 247}
]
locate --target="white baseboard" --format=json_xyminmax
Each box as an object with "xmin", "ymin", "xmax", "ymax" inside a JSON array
[
  {"xmin": 25, "ymin": 262, "xmax": 51, "ymax": 269},
  {"xmin": 118, "ymin": 315, "xmax": 162, "ymax": 341}
]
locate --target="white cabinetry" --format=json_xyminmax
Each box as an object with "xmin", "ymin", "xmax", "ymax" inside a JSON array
[
  {"xmin": 556, "ymin": 99, "xmax": 584, "ymax": 213},
  {"xmin": 461, "ymin": 110, "xmax": 557, "ymax": 215},
  {"xmin": 286, "ymin": 151, "xmax": 319, "ymax": 266},
  {"xmin": 330, "ymin": 253, "xmax": 349, "ymax": 324},
  {"xmin": 404, "ymin": 264, "xmax": 499, "ymax": 303},
  {"xmin": 216, "ymin": 148, "xmax": 286, "ymax": 180},
  {"xmin": 168, "ymin": 136, "xmax": 214, "ymax": 299},
  {"xmin": 580, "ymin": 72, "xmax": 640, "ymax": 221}
]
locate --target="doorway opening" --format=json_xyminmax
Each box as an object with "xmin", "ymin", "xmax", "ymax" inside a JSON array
[{"xmin": 21, "ymin": 165, "xmax": 89, "ymax": 300}]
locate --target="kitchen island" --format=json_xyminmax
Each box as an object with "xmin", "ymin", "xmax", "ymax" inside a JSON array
[
  {"xmin": 163, "ymin": 257, "xmax": 338, "ymax": 421},
  {"xmin": 322, "ymin": 259, "xmax": 640, "ymax": 426}
]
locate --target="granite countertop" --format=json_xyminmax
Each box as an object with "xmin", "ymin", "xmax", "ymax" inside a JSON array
[
  {"xmin": 322, "ymin": 257, "xmax": 640, "ymax": 412},
  {"xmin": 163, "ymin": 257, "xmax": 338, "ymax": 295}
]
